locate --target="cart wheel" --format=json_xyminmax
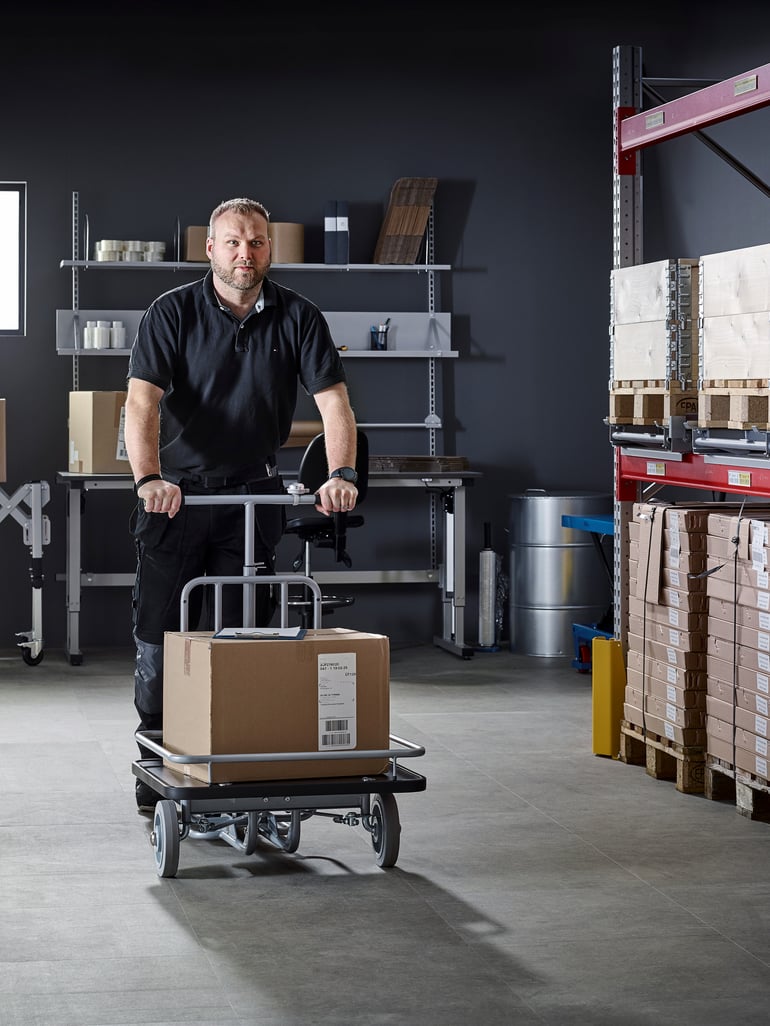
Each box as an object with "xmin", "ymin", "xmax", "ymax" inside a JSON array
[
  {"xmin": 239, "ymin": 811, "xmax": 259, "ymax": 856},
  {"xmin": 21, "ymin": 648, "xmax": 44, "ymax": 666},
  {"xmin": 370, "ymin": 793, "xmax": 400, "ymax": 868},
  {"xmin": 276, "ymin": 810, "xmax": 301, "ymax": 853},
  {"xmin": 152, "ymin": 800, "xmax": 180, "ymax": 878}
]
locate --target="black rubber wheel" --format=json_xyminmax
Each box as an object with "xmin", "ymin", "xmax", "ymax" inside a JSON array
[
  {"xmin": 276, "ymin": 810, "xmax": 302, "ymax": 853},
  {"xmin": 152, "ymin": 800, "xmax": 180, "ymax": 878},
  {"xmin": 22, "ymin": 648, "xmax": 44, "ymax": 666},
  {"xmin": 238, "ymin": 811, "xmax": 259, "ymax": 856},
  {"xmin": 370, "ymin": 793, "xmax": 400, "ymax": 868}
]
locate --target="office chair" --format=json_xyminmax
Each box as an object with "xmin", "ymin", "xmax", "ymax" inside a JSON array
[{"xmin": 284, "ymin": 429, "xmax": 369, "ymax": 627}]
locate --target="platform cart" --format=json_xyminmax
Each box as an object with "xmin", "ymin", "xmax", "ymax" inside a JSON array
[{"xmin": 131, "ymin": 492, "xmax": 427, "ymax": 878}]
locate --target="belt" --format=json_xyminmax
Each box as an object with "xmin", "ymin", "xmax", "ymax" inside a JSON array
[{"xmin": 179, "ymin": 460, "xmax": 277, "ymax": 489}]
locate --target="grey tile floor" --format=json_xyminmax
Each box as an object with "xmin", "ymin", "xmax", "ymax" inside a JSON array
[{"xmin": 2, "ymin": 642, "xmax": 770, "ymax": 1026}]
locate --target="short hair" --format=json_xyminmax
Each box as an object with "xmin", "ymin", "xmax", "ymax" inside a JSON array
[{"xmin": 208, "ymin": 198, "xmax": 270, "ymax": 237}]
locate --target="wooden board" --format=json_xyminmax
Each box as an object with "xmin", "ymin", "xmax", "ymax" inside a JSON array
[{"xmin": 373, "ymin": 178, "xmax": 438, "ymax": 264}]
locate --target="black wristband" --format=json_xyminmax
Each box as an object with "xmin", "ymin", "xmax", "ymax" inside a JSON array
[{"xmin": 134, "ymin": 473, "xmax": 162, "ymax": 494}]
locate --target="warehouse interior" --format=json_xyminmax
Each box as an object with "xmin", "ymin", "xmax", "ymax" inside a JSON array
[{"xmin": 4, "ymin": 3, "xmax": 770, "ymax": 1024}]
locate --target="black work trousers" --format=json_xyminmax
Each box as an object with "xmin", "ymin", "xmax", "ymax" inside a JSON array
[{"xmin": 130, "ymin": 477, "xmax": 285, "ymax": 754}]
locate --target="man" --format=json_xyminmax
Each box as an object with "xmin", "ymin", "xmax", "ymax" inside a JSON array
[{"xmin": 125, "ymin": 197, "xmax": 359, "ymax": 811}]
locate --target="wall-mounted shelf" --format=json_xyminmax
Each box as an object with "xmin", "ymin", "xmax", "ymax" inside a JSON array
[
  {"xmin": 59, "ymin": 260, "xmax": 451, "ymax": 273},
  {"xmin": 55, "ymin": 309, "xmax": 455, "ymax": 357}
]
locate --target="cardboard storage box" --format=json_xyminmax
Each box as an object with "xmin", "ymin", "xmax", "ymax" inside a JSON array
[
  {"xmin": 162, "ymin": 628, "xmax": 390, "ymax": 783},
  {"xmin": 184, "ymin": 225, "xmax": 208, "ymax": 262},
  {"xmin": 0, "ymin": 397, "xmax": 6, "ymax": 482},
  {"xmin": 268, "ymin": 222, "xmax": 304, "ymax": 264},
  {"xmin": 68, "ymin": 391, "xmax": 129, "ymax": 474}
]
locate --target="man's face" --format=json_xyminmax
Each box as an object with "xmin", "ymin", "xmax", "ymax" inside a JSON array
[{"xmin": 207, "ymin": 212, "xmax": 272, "ymax": 292}]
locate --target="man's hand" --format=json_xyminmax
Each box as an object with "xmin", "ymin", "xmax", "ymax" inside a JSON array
[
  {"xmin": 315, "ymin": 478, "xmax": 358, "ymax": 515},
  {"xmin": 137, "ymin": 479, "xmax": 183, "ymax": 519}
]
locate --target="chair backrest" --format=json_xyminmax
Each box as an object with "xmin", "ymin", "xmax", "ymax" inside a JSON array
[{"xmin": 298, "ymin": 429, "xmax": 369, "ymax": 505}]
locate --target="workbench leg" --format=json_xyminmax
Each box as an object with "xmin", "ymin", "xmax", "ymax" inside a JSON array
[
  {"xmin": 433, "ymin": 486, "xmax": 474, "ymax": 660},
  {"xmin": 65, "ymin": 483, "xmax": 83, "ymax": 665}
]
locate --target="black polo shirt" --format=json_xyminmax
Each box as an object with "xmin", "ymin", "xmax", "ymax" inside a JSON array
[{"xmin": 127, "ymin": 272, "xmax": 346, "ymax": 481}]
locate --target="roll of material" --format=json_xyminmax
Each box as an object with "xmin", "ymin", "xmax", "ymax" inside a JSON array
[
  {"xmin": 478, "ymin": 548, "xmax": 497, "ymax": 648},
  {"xmin": 269, "ymin": 222, "xmax": 304, "ymax": 264},
  {"xmin": 478, "ymin": 521, "xmax": 497, "ymax": 649}
]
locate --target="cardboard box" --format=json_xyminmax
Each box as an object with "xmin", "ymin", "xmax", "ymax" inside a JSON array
[
  {"xmin": 707, "ymin": 656, "xmax": 770, "ymax": 702},
  {"xmin": 626, "ymin": 647, "xmax": 706, "ymax": 691},
  {"xmin": 0, "ymin": 397, "xmax": 5, "ymax": 482},
  {"xmin": 627, "ymin": 595, "xmax": 708, "ymax": 634},
  {"xmin": 184, "ymin": 225, "xmax": 208, "ymax": 262},
  {"xmin": 268, "ymin": 222, "xmax": 304, "ymax": 264},
  {"xmin": 162, "ymin": 628, "xmax": 390, "ymax": 783},
  {"xmin": 707, "ymin": 633, "xmax": 770, "ymax": 674},
  {"xmin": 707, "ymin": 614, "xmax": 770, "ymax": 653},
  {"xmin": 626, "ymin": 665, "xmax": 706, "ymax": 707},
  {"xmin": 626, "ymin": 632, "xmax": 707, "ymax": 670},
  {"xmin": 68, "ymin": 391, "xmax": 129, "ymax": 474},
  {"xmin": 709, "ymin": 598, "xmax": 770, "ymax": 632}
]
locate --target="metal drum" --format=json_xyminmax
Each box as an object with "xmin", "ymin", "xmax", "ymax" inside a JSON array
[{"xmin": 508, "ymin": 490, "xmax": 612, "ymax": 657}]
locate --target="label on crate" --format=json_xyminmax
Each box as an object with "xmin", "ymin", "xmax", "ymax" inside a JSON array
[{"xmin": 646, "ymin": 461, "xmax": 666, "ymax": 477}]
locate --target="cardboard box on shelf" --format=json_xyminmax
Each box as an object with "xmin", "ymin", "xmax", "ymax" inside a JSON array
[
  {"xmin": 268, "ymin": 222, "xmax": 304, "ymax": 264},
  {"xmin": 184, "ymin": 226, "xmax": 208, "ymax": 262},
  {"xmin": 0, "ymin": 398, "xmax": 6, "ymax": 482},
  {"xmin": 162, "ymin": 628, "xmax": 391, "ymax": 784},
  {"xmin": 68, "ymin": 391, "xmax": 129, "ymax": 474}
]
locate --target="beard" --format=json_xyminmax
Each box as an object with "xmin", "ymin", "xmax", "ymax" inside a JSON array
[{"xmin": 210, "ymin": 256, "xmax": 269, "ymax": 292}]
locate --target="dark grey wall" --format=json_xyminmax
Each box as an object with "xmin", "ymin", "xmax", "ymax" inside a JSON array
[{"xmin": 3, "ymin": 4, "xmax": 770, "ymax": 657}]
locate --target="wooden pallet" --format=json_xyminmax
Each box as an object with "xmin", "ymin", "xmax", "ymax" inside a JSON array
[
  {"xmin": 618, "ymin": 720, "xmax": 705, "ymax": 794},
  {"xmin": 703, "ymin": 757, "xmax": 770, "ymax": 821},
  {"xmin": 609, "ymin": 380, "xmax": 698, "ymax": 425},
  {"xmin": 698, "ymin": 378, "xmax": 770, "ymax": 429}
]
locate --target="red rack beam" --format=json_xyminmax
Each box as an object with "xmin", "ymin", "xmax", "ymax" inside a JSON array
[
  {"xmin": 618, "ymin": 62, "xmax": 770, "ymax": 154},
  {"xmin": 616, "ymin": 448, "xmax": 770, "ymax": 501}
]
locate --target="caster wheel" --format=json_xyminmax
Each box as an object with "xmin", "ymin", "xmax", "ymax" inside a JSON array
[
  {"xmin": 152, "ymin": 799, "xmax": 180, "ymax": 878},
  {"xmin": 370, "ymin": 793, "xmax": 400, "ymax": 868}
]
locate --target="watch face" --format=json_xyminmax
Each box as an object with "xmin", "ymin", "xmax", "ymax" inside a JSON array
[{"xmin": 332, "ymin": 467, "xmax": 357, "ymax": 483}]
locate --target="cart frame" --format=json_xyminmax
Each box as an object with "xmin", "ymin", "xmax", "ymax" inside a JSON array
[{"xmin": 130, "ymin": 491, "xmax": 427, "ymax": 877}]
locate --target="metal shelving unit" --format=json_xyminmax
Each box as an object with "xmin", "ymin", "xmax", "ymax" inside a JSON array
[
  {"xmin": 59, "ymin": 193, "xmax": 454, "ymax": 446},
  {"xmin": 611, "ymin": 46, "xmax": 770, "ymax": 644}
]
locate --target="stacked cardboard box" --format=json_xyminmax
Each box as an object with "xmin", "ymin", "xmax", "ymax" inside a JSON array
[
  {"xmin": 624, "ymin": 502, "xmax": 709, "ymax": 747},
  {"xmin": 705, "ymin": 510, "xmax": 770, "ymax": 780}
]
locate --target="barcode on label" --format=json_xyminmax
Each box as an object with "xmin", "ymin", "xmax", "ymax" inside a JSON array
[
  {"xmin": 324, "ymin": 718, "xmax": 349, "ymax": 732},
  {"xmin": 322, "ymin": 717, "xmax": 351, "ymax": 747},
  {"xmin": 322, "ymin": 731, "xmax": 352, "ymax": 746}
]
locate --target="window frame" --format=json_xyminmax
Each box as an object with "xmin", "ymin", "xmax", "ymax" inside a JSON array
[{"xmin": 0, "ymin": 182, "xmax": 27, "ymax": 337}]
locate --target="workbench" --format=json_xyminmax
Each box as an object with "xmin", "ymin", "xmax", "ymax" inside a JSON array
[{"xmin": 56, "ymin": 469, "xmax": 479, "ymax": 665}]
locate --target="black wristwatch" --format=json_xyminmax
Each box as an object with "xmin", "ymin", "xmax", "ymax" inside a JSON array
[{"xmin": 329, "ymin": 466, "xmax": 358, "ymax": 484}]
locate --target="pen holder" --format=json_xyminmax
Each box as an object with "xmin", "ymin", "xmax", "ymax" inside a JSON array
[{"xmin": 370, "ymin": 324, "xmax": 389, "ymax": 351}]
